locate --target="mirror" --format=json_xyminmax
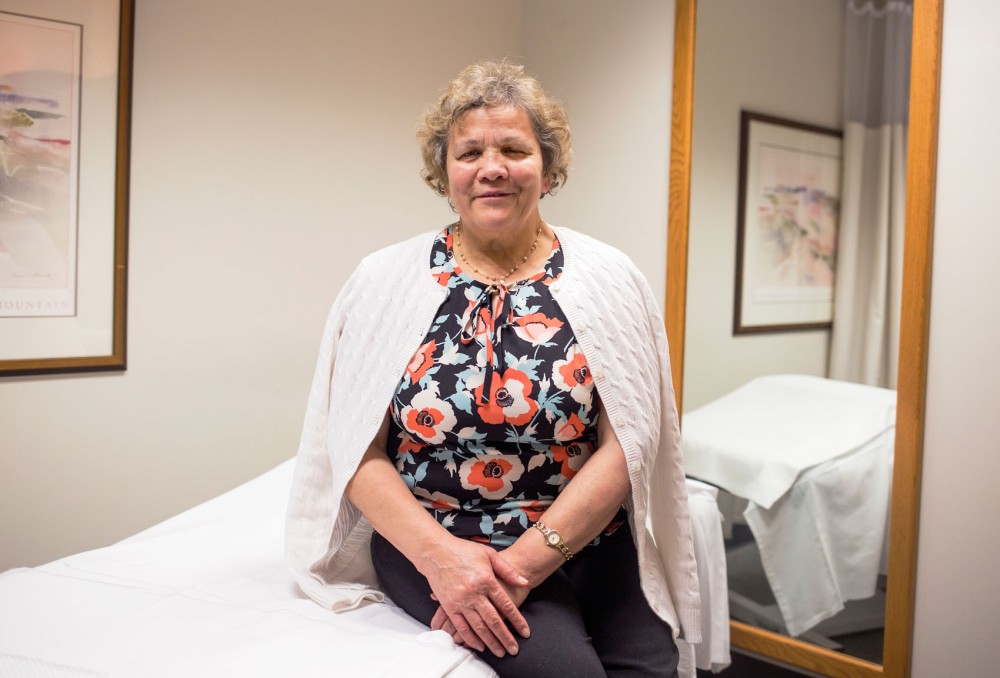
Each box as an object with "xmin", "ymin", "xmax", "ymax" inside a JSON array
[{"xmin": 667, "ymin": 0, "xmax": 941, "ymax": 675}]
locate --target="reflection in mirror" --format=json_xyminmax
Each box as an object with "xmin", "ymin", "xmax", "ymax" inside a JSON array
[{"xmin": 680, "ymin": 0, "xmax": 913, "ymax": 666}]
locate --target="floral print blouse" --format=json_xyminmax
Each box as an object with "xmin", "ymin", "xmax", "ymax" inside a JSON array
[{"xmin": 387, "ymin": 226, "xmax": 621, "ymax": 547}]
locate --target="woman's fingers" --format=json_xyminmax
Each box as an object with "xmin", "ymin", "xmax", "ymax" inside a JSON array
[
  {"xmin": 466, "ymin": 605, "xmax": 515, "ymax": 657},
  {"xmin": 448, "ymin": 611, "xmax": 486, "ymax": 653},
  {"xmin": 488, "ymin": 585, "xmax": 530, "ymax": 639},
  {"xmin": 432, "ymin": 606, "xmax": 463, "ymax": 644},
  {"xmin": 419, "ymin": 537, "xmax": 530, "ymax": 655},
  {"xmin": 457, "ymin": 577, "xmax": 523, "ymax": 653},
  {"xmin": 442, "ymin": 617, "xmax": 461, "ymax": 643},
  {"xmin": 491, "ymin": 551, "xmax": 529, "ymax": 587},
  {"xmin": 481, "ymin": 603, "xmax": 521, "ymax": 656},
  {"xmin": 436, "ymin": 600, "xmax": 517, "ymax": 656},
  {"xmin": 487, "ymin": 552, "xmax": 531, "ymax": 637},
  {"xmin": 430, "ymin": 605, "xmax": 448, "ymax": 631}
]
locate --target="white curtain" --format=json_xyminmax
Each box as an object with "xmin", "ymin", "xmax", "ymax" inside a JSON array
[{"xmin": 828, "ymin": 0, "xmax": 912, "ymax": 388}]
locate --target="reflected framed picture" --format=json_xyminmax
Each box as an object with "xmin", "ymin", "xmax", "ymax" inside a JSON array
[
  {"xmin": 734, "ymin": 111, "xmax": 842, "ymax": 335},
  {"xmin": 0, "ymin": 0, "xmax": 132, "ymax": 376}
]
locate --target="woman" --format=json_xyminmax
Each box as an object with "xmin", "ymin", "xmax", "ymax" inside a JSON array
[{"xmin": 286, "ymin": 60, "xmax": 700, "ymax": 677}]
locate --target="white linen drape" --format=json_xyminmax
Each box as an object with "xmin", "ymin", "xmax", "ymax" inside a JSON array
[{"xmin": 828, "ymin": 0, "xmax": 912, "ymax": 388}]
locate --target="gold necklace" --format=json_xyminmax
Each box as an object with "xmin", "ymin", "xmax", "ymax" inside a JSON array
[{"xmin": 453, "ymin": 222, "xmax": 542, "ymax": 285}]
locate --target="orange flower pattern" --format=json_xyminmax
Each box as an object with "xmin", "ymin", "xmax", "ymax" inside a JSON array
[
  {"xmin": 552, "ymin": 344, "xmax": 595, "ymax": 408},
  {"xmin": 551, "ymin": 443, "xmax": 592, "ymax": 481},
  {"xmin": 469, "ymin": 368, "xmax": 539, "ymax": 426},
  {"xmin": 387, "ymin": 227, "xmax": 621, "ymax": 547},
  {"xmin": 512, "ymin": 313, "xmax": 564, "ymax": 346},
  {"xmin": 459, "ymin": 452, "xmax": 526, "ymax": 500},
  {"xmin": 406, "ymin": 340, "xmax": 436, "ymax": 382}
]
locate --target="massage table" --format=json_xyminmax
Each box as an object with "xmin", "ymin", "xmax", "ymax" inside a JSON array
[
  {"xmin": 0, "ymin": 459, "xmax": 729, "ymax": 676},
  {"xmin": 682, "ymin": 374, "xmax": 896, "ymax": 638}
]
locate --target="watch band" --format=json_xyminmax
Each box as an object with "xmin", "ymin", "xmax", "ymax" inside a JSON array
[{"xmin": 533, "ymin": 521, "xmax": 573, "ymax": 561}]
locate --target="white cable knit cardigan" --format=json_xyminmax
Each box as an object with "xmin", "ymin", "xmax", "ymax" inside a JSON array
[{"xmin": 285, "ymin": 226, "xmax": 701, "ymax": 643}]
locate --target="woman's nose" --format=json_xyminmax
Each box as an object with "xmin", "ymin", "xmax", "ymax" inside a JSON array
[{"xmin": 478, "ymin": 151, "xmax": 508, "ymax": 181}]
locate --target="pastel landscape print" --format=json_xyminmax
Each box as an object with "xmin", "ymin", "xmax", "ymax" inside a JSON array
[
  {"xmin": 0, "ymin": 12, "xmax": 80, "ymax": 317},
  {"xmin": 753, "ymin": 144, "xmax": 839, "ymax": 304}
]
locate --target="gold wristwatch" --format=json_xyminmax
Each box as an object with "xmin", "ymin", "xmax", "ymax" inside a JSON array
[{"xmin": 533, "ymin": 521, "xmax": 573, "ymax": 561}]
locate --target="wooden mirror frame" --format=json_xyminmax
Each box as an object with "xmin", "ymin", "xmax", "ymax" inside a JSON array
[{"xmin": 665, "ymin": 0, "xmax": 942, "ymax": 675}]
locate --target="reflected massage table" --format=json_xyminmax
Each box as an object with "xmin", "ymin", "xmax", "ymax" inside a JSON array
[
  {"xmin": 0, "ymin": 459, "xmax": 729, "ymax": 677},
  {"xmin": 682, "ymin": 374, "xmax": 896, "ymax": 640}
]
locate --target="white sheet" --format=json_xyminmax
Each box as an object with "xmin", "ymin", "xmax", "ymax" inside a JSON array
[
  {"xmin": 0, "ymin": 460, "xmax": 728, "ymax": 677},
  {"xmin": 0, "ymin": 461, "xmax": 493, "ymax": 678},
  {"xmin": 682, "ymin": 374, "xmax": 896, "ymax": 509},
  {"xmin": 743, "ymin": 437, "xmax": 893, "ymax": 636},
  {"xmin": 681, "ymin": 480, "xmax": 731, "ymax": 673},
  {"xmin": 682, "ymin": 375, "xmax": 896, "ymax": 637}
]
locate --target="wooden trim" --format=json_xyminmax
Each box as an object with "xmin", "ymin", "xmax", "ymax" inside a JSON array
[
  {"xmin": 732, "ymin": 622, "xmax": 883, "ymax": 678},
  {"xmin": 666, "ymin": 0, "xmax": 696, "ymax": 415},
  {"xmin": 882, "ymin": 0, "xmax": 943, "ymax": 675},
  {"xmin": 111, "ymin": 0, "xmax": 135, "ymax": 372}
]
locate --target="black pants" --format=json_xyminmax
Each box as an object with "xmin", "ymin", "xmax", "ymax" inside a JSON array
[{"xmin": 370, "ymin": 524, "xmax": 679, "ymax": 678}]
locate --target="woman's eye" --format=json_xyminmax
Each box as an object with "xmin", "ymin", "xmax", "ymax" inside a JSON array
[
  {"xmin": 505, "ymin": 148, "xmax": 526, "ymax": 155},
  {"xmin": 459, "ymin": 150, "xmax": 480, "ymax": 159}
]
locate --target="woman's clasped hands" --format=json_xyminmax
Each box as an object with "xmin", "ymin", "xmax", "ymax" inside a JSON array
[{"xmin": 418, "ymin": 534, "xmax": 532, "ymax": 658}]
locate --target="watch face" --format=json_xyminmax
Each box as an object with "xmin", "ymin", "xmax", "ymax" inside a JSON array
[{"xmin": 547, "ymin": 531, "xmax": 561, "ymax": 546}]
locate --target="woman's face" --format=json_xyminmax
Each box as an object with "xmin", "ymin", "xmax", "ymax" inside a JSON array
[{"xmin": 444, "ymin": 106, "xmax": 550, "ymax": 239}]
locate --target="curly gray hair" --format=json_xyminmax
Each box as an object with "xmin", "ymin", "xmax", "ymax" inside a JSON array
[{"xmin": 417, "ymin": 59, "xmax": 572, "ymax": 198}]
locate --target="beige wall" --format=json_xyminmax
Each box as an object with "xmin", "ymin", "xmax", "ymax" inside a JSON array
[
  {"xmin": 911, "ymin": 0, "xmax": 1000, "ymax": 674},
  {"xmin": 683, "ymin": 0, "xmax": 844, "ymax": 411},
  {"xmin": 0, "ymin": 0, "xmax": 675, "ymax": 572},
  {"xmin": 0, "ymin": 0, "xmax": 521, "ymax": 570},
  {"xmin": 521, "ymin": 1, "xmax": 675, "ymax": 294}
]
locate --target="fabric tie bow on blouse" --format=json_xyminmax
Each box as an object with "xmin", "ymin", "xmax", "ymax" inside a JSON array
[{"xmin": 460, "ymin": 282, "xmax": 515, "ymax": 404}]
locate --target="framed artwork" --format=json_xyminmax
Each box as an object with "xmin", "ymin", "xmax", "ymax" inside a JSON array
[
  {"xmin": 734, "ymin": 111, "xmax": 842, "ymax": 335},
  {"xmin": 0, "ymin": 0, "xmax": 132, "ymax": 376}
]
